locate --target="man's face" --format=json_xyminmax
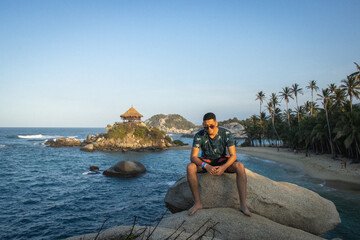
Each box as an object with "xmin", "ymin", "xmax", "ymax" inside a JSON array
[{"xmin": 203, "ymin": 119, "xmax": 218, "ymax": 135}]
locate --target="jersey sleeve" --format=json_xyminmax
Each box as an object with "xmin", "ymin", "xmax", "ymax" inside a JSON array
[
  {"xmin": 192, "ymin": 133, "xmax": 202, "ymax": 148},
  {"xmin": 225, "ymin": 130, "xmax": 235, "ymax": 147}
]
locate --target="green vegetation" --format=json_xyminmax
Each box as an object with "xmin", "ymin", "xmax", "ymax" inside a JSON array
[
  {"xmin": 243, "ymin": 61, "xmax": 360, "ymax": 162},
  {"xmin": 150, "ymin": 127, "xmax": 164, "ymax": 139},
  {"xmin": 107, "ymin": 125, "xmax": 127, "ymax": 139},
  {"xmin": 107, "ymin": 123, "xmax": 166, "ymax": 143},
  {"xmin": 133, "ymin": 125, "xmax": 148, "ymax": 139},
  {"xmin": 173, "ymin": 139, "xmax": 188, "ymax": 146}
]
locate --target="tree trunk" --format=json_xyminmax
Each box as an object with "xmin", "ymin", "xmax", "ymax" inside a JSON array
[
  {"xmin": 325, "ymin": 108, "xmax": 335, "ymax": 158},
  {"xmin": 286, "ymin": 101, "xmax": 290, "ymax": 126},
  {"xmin": 354, "ymin": 139, "xmax": 360, "ymax": 163}
]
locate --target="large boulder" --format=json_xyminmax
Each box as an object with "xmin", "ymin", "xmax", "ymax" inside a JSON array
[
  {"xmin": 65, "ymin": 225, "xmax": 220, "ymax": 240},
  {"xmin": 81, "ymin": 144, "xmax": 94, "ymax": 152},
  {"xmin": 103, "ymin": 161, "xmax": 146, "ymax": 178},
  {"xmin": 159, "ymin": 208, "xmax": 324, "ymax": 240},
  {"xmin": 164, "ymin": 169, "xmax": 340, "ymax": 236}
]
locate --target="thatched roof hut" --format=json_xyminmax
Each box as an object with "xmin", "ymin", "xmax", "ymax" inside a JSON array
[{"xmin": 120, "ymin": 107, "xmax": 143, "ymax": 122}]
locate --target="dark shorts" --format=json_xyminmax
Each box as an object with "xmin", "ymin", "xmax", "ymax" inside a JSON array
[
  {"xmin": 199, "ymin": 156, "xmax": 237, "ymax": 173},
  {"xmin": 199, "ymin": 156, "xmax": 230, "ymax": 166}
]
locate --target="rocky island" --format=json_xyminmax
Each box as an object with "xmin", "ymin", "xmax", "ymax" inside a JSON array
[
  {"xmin": 45, "ymin": 122, "xmax": 174, "ymax": 152},
  {"xmin": 45, "ymin": 107, "xmax": 177, "ymax": 152}
]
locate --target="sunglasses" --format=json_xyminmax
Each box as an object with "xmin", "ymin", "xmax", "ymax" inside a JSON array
[{"xmin": 203, "ymin": 125, "xmax": 216, "ymax": 130}]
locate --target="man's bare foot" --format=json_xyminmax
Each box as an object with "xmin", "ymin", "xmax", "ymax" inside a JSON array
[
  {"xmin": 188, "ymin": 203, "xmax": 203, "ymax": 216},
  {"xmin": 240, "ymin": 206, "xmax": 252, "ymax": 217}
]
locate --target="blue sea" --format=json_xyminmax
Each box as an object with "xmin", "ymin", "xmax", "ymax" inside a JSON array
[{"xmin": 0, "ymin": 128, "xmax": 359, "ymax": 240}]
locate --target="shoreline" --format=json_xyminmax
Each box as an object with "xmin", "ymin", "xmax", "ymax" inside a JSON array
[{"xmin": 237, "ymin": 146, "xmax": 360, "ymax": 186}]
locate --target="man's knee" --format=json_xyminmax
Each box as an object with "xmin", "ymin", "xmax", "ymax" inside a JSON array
[
  {"xmin": 233, "ymin": 161, "xmax": 245, "ymax": 173},
  {"xmin": 187, "ymin": 163, "xmax": 198, "ymax": 174}
]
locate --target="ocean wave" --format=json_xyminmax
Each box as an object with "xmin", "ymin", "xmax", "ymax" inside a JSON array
[
  {"xmin": 18, "ymin": 134, "xmax": 63, "ymax": 139},
  {"xmin": 0, "ymin": 144, "xmax": 5, "ymax": 148}
]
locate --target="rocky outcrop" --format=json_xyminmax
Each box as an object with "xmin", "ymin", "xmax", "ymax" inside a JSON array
[
  {"xmin": 103, "ymin": 161, "xmax": 146, "ymax": 178},
  {"xmin": 145, "ymin": 114, "xmax": 197, "ymax": 134},
  {"xmin": 164, "ymin": 169, "xmax": 340, "ymax": 236},
  {"xmin": 45, "ymin": 137, "xmax": 81, "ymax": 147},
  {"xmin": 46, "ymin": 122, "xmax": 172, "ymax": 152},
  {"xmin": 221, "ymin": 122, "xmax": 246, "ymax": 138},
  {"xmin": 159, "ymin": 208, "xmax": 324, "ymax": 240},
  {"xmin": 65, "ymin": 225, "xmax": 220, "ymax": 240}
]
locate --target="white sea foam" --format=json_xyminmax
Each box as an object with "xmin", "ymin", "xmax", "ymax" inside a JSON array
[
  {"xmin": 18, "ymin": 134, "xmax": 65, "ymax": 140},
  {"xmin": 0, "ymin": 144, "xmax": 5, "ymax": 148},
  {"xmin": 166, "ymin": 181, "xmax": 176, "ymax": 186},
  {"xmin": 18, "ymin": 134, "xmax": 44, "ymax": 139},
  {"xmin": 82, "ymin": 171, "xmax": 101, "ymax": 175}
]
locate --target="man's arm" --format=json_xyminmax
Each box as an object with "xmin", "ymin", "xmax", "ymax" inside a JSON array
[
  {"xmin": 213, "ymin": 145, "xmax": 237, "ymax": 175},
  {"xmin": 190, "ymin": 147, "xmax": 216, "ymax": 174},
  {"xmin": 190, "ymin": 147, "xmax": 203, "ymax": 166}
]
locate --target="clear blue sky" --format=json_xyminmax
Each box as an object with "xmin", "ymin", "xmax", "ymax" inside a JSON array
[{"xmin": 1, "ymin": 0, "xmax": 359, "ymax": 127}]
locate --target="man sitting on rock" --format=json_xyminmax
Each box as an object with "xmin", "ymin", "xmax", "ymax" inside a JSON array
[{"xmin": 187, "ymin": 112, "xmax": 251, "ymax": 217}]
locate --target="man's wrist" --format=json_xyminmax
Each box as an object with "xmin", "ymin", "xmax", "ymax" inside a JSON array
[{"xmin": 201, "ymin": 162, "xmax": 207, "ymax": 169}]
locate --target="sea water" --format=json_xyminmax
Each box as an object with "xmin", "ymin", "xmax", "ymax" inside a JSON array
[{"xmin": 0, "ymin": 128, "xmax": 359, "ymax": 240}]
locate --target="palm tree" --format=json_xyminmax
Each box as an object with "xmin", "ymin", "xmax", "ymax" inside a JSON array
[
  {"xmin": 334, "ymin": 111, "xmax": 360, "ymax": 162},
  {"xmin": 349, "ymin": 62, "xmax": 360, "ymax": 82},
  {"xmin": 328, "ymin": 83, "xmax": 337, "ymax": 94},
  {"xmin": 317, "ymin": 88, "xmax": 335, "ymax": 158},
  {"xmin": 340, "ymin": 75, "xmax": 360, "ymax": 112},
  {"xmin": 270, "ymin": 93, "xmax": 280, "ymax": 141},
  {"xmin": 256, "ymin": 91, "xmax": 266, "ymax": 146},
  {"xmin": 295, "ymin": 106, "xmax": 306, "ymax": 121},
  {"xmin": 333, "ymin": 88, "xmax": 346, "ymax": 108},
  {"xmin": 306, "ymin": 80, "xmax": 319, "ymax": 116},
  {"xmin": 291, "ymin": 83, "xmax": 303, "ymax": 123},
  {"xmin": 303, "ymin": 101, "xmax": 312, "ymax": 116},
  {"xmin": 255, "ymin": 91, "xmax": 266, "ymax": 121},
  {"xmin": 279, "ymin": 87, "xmax": 293, "ymax": 126}
]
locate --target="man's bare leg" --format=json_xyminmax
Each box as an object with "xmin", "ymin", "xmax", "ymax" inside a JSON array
[
  {"xmin": 229, "ymin": 162, "xmax": 252, "ymax": 217},
  {"xmin": 187, "ymin": 163, "xmax": 203, "ymax": 216}
]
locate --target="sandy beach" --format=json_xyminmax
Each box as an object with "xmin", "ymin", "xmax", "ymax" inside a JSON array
[{"xmin": 237, "ymin": 147, "xmax": 360, "ymax": 186}]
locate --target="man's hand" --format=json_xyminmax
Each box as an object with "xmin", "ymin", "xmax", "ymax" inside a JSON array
[
  {"xmin": 207, "ymin": 165, "xmax": 226, "ymax": 176},
  {"xmin": 204, "ymin": 164, "xmax": 216, "ymax": 175}
]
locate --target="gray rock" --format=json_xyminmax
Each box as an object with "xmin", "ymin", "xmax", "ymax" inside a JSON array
[
  {"xmin": 103, "ymin": 161, "xmax": 146, "ymax": 178},
  {"xmin": 81, "ymin": 144, "xmax": 94, "ymax": 152},
  {"xmin": 221, "ymin": 122, "xmax": 245, "ymax": 138},
  {"xmin": 164, "ymin": 169, "xmax": 340, "ymax": 235},
  {"xmin": 105, "ymin": 124, "xmax": 113, "ymax": 133},
  {"xmin": 89, "ymin": 166, "xmax": 99, "ymax": 171},
  {"xmin": 86, "ymin": 134, "xmax": 92, "ymax": 141},
  {"xmin": 159, "ymin": 208, "xmax": 324, "ymax": 240},
  {"xmin": 64, "ymin": 225, "xmax": 220, "ymax": 240}
]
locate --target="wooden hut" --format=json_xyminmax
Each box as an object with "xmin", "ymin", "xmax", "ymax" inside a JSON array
[{"xmin": 120, "ymin": 107, "xmax": 143, "ymax": 123}]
